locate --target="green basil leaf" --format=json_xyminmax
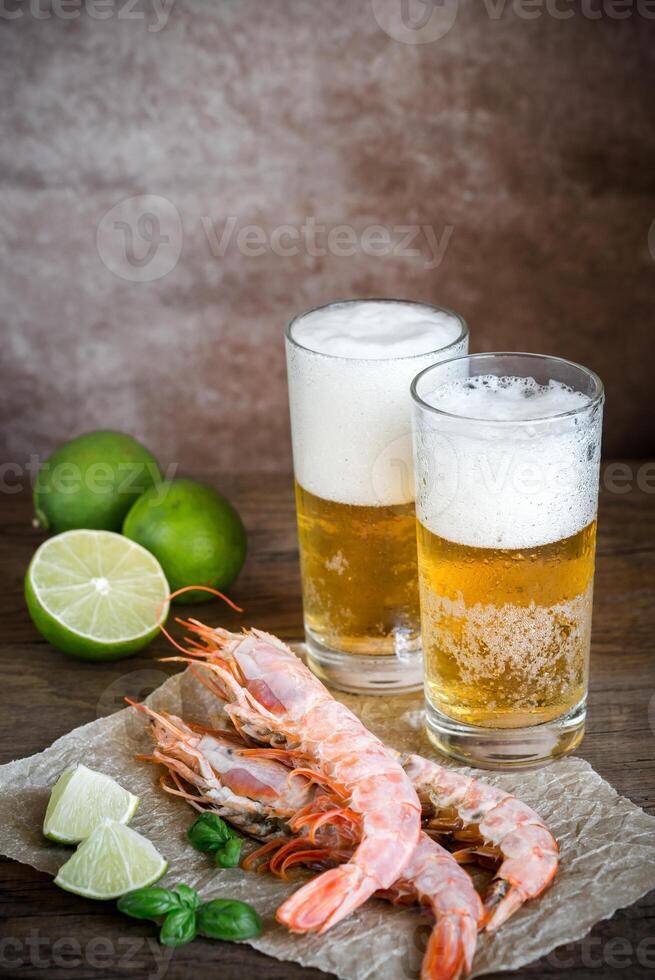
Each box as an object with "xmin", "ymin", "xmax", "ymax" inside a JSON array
[
  {"xmin": 187, "ymin": 812, "xmax": 232, "ymax": 852},
  {"xmin": 159, "ymin": 908, "xmax": 197, "ymax": 947},
  {"xmin": 197, "ymin": 899, "xmax": 262, "ymax": 941},
  {"xmin": 215, "ymin": 837, "xmax": 242, "ymax": 868},
  {"xmin": 174, "ymin": 883, "xmax": 200, "ymax": 909},
  {"xmin": 117, "ymin": 887, "xmax": 182, "ymax": 920}
]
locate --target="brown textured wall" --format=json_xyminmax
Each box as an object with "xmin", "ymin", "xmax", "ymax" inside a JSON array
[{"xmin": 1, "ymin": 0, "xmax": 654, "ymax": 476}]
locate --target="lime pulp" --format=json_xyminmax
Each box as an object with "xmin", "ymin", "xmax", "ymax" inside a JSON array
[{"xmin": 25, "ymin": 529, "xmax": 170, "ymax": 661}]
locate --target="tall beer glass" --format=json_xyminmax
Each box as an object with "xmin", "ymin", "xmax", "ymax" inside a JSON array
[
  {"xmin": 286, "ymin": 299, "xmax": 468, "ymax": 694},
  {"xmin": 412, "ymin": 353, "xmax": 604, "ymax": 767}
]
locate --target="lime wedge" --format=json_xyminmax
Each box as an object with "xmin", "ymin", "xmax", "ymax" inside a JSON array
[
  {"xmin": 44, "ymin": 764, "xmax": 140, "ymax": 844},
  {"xmin": 54, "ymin": 820, "xmax": 167, "ymax": 900},
  {"xmin": 25, "ymin": 529, "xmax": 169, "ymax": 661}
]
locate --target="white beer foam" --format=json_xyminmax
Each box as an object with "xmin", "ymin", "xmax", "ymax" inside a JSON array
[
  {"xmin": 286, "ymin": 301, "xmax": 467, "ymax": 507},
  {"xmin": 415, "ymin": 375, "xmax": 602, "ymax": 550},
  {"xmin": 292, "ymin": 301, "xmax": 463, "ymax": 358},
  {"xmin": 427, "ymin": 375, "xmax": 589, "ymax": 420}
]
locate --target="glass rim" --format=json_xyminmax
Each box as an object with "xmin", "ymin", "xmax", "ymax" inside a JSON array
[
  {"xmin": 410, "ymin": 351, "xmax": 605, "ymax": 424},
  {"xmin": 285, "ymin": 298, "xmax": 469, "ymax": 363}
]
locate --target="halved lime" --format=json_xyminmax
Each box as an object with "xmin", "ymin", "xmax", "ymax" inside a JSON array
[
  {"xmin": 25, "ymin": 529, "xmax": 170, "ymax": 661},
  {"xmin": 54, "ymin": 820, "xmax": 167, "ymax": 900},
  {"xmin": 44, "ymin": 764, "xmax": 140, "ymax": 844}
]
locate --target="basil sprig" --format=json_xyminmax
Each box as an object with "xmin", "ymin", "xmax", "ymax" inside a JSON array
[
  {"xmin": 187, "ymin": 812, "xmax": 243, "ymax": 868},
  {"xmin": 117, "ymin": 883, "xmax": 262, "ymax": 947}
]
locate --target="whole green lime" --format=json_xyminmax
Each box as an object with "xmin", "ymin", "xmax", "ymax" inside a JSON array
[
  {"xmin": 33, "ymin": 431, "xmax": 161, "ymax": 534},
  {"xmin": 122, "ymin": 479, "xmax": 247, "ymax": 603}
]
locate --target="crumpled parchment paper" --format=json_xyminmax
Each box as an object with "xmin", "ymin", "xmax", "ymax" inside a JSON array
[{"xmin": 1, "ymin": 663, "xmax": 655, "ymax": 979}]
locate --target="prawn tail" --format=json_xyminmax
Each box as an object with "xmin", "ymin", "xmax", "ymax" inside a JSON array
[
  {"xmin": 483, "ymin": 882, "xmax": 527, "ymax": 932},
  {"xmin": 421, "ymin": 913, "xmax": 477, "ymax": 980},
  {"xmin": 276, "ymin": 863, "xmax": 376, "ymax": 935}
]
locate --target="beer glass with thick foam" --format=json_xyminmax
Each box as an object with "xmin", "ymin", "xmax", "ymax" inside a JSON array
[
  {"xmin": 412, "ymin": 353, "xmax": 604, "ymax": 767},
  {"xmin": 285, "ymin": 299, "xmax": 468, "ymax": 694}
]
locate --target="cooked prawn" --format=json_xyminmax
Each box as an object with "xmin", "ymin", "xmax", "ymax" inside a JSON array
[
  {"xmin": 400, "ymin": 752, "xmax": 559, "ymax": 930},
  {"xmin": 135, "ymin": 701, "xmax": 482, "ymax": 980},
  {"xmin": 160, "ymin": 623, "xmax": 422, "ymax": 934},
  {"xmin": 130, "ymin": 701, "xmax": 315, "ymax": 839},
  {"xmin": 381, "ymin": 836, "xmax": 482, "ymax": 980}
]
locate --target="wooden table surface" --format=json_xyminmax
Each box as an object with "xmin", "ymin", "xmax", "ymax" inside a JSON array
[{"xmin": 1, "ymin": 467, "xmax": 654, "ymax": 979}]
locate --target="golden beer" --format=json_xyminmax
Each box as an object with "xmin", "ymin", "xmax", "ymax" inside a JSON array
[
  {"xmin": 286, "ymin": 299, "xmax": 468, "ymax": 693},
  {"xmin": 419, "ymin": 520, "xmax": 596, "ymax": 729},
  {"xmin": 296, "ymin": 482, "xmax": 420, "ymax": 656},
  {"xmin": 411, "ymin": 353, "xmax": 604, "ymax": 765}
]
